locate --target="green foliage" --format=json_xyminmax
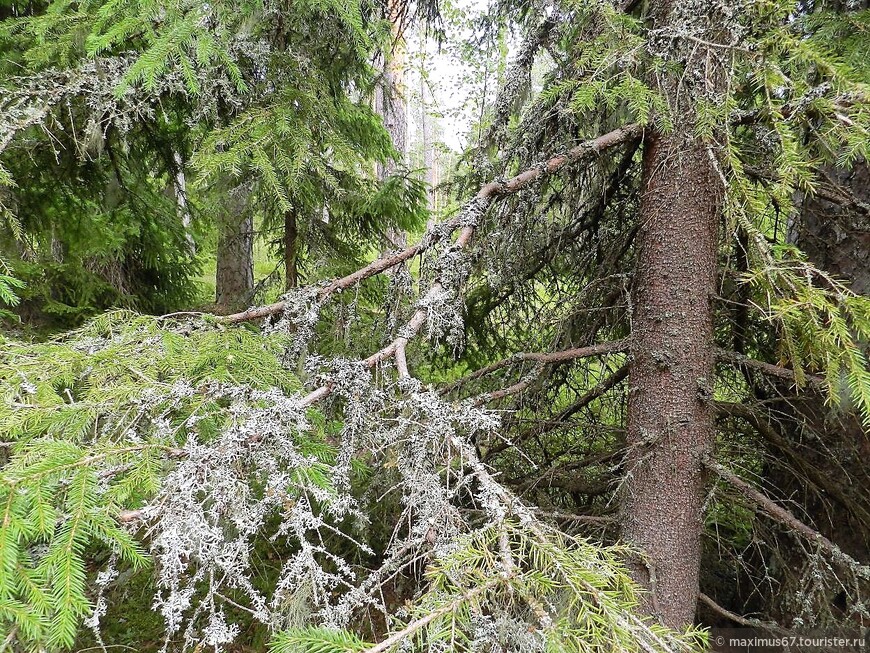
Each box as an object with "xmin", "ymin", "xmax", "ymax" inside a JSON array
[
  {"xmin": 194, "ymin": 80, "xmax": 429, "ymax": 280},
  {"xmin": 271, "ymin": 626, "xmax": 371, "ymax": 653},
  {"xmin": 743, "ymin": 248, "xmax": 870, "ymax": 428},
  {"xmin": 0, "ymin": 256, "xmax": 24, "ymax": 315},
  {"xmin": 0, "ymin": 0, "xmax": 426, "ymax": 319},
  {"xmin": 0, "ymin": 311, "xmax": 313, "ymax": 646}
]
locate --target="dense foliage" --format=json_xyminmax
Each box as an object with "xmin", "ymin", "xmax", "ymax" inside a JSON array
[
  {"xmin": 0, "ymin": 0, "xmax": 428, "ymax": 322},
  {"xmin": 1, "ymin": 0, "xmax": 869, "ymax": 651}
]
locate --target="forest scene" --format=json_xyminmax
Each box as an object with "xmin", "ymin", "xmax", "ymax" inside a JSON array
[{"xmin": 1, "ymin": 0, "xmax": 869, "ymax": 651}]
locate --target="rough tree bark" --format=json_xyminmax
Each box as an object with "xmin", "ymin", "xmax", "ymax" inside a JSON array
[
  {"xmin": 619, "ymin": 1, "xmax": 725, "ymax": 629},
  {"xmin": 215, "ymin": 193, "xmax": 253, "ymax": 312},
  {"xmin": 621, "ymin": 127, "xmax": 722, "ymax": 628}
]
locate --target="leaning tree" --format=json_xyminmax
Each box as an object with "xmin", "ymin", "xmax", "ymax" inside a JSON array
[{"xmin": 1, "ymin": 0, "xmax": 869, "ymax": 651}]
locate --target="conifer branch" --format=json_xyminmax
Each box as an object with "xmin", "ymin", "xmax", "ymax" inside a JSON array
[
  {"xmin": 705, "ymin": 458, "xmax": 869, "ymax": 574},
  {"xmin": 219, "ymin": 124, "xmax": 642, "ymax": 326},
  {"xmin": 486, "ymin": 363, "xmax": 630, "ymax": 459},
  {"xmin": 362, "ymin": 577, "xmax": 503, "ymax": 653}
]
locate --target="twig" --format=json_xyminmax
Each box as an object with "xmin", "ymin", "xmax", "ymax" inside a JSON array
[
  {"xmin": 443, "ymin": 339, "xmax": 629, "ymax": 396},
  {"xmin": 698, "ymin": 592, "xmax": 785, "ymax": 632},
  {"xmin": 362, "ymin": 577, "xmax": 503, "ymax": 653}
]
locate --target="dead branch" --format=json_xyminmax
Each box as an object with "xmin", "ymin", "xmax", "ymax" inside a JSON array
[
  {"xmin": 486, "ymin": 363, "xmax": 630, "ymax": 459},
  {"xmin": 717, "ymin": 401, "xmax": 870, "ymax": 531},
  {"xmin": 697, "ymin": 593, "xmax": 786, "ymax": 633},
  {"xmin": 118, "ymin": 126, "xmax": 642, "ymax": 523},
  {"xmin": 219, "ymin": 124, "xmax": 642, "ymax": 326},
  {"xmin": 705, "ymin": 458, "xmax": 868, "ymax": 571},
  {"xmin": 715, "ymin": 349, "xmax": 826, "ymax": 388},
  {"xmin": 443, "ymin": 339, "xmax": 629, "ymax": 397}
]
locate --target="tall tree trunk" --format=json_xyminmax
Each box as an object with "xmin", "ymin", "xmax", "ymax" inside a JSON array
[
  {"xmin": 620, "ymin": 130, "xmax": 722, "ymax": 628},
  {"xmin": 375, "ymin": 6, "xmax": 408, "ymax": 250},
  {"xmin": 215, "ymin": 202, "xmax": 253, "ymax": 312},
  {"xmin": 284, "ymin": 209, "xmax": 299, "ymax": 290},
  {"xmin": 420, "ymin": 72, "xmax": 437, "ymax": 212},
  {"xmin": 172, "ymin": 151, "xmax": 196, "ymax": 254}
]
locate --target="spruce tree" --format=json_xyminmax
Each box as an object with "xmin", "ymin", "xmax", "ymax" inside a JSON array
[{"xmin": 1, "ymin": 0, "xmax": 869, "ymax": 651}]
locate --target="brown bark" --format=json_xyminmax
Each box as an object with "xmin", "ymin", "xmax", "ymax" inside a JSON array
[
  {"xmin": 620, "ymin": 126, "xmax": 722, "ymax": 628},
  {"xmin": 284, "ymin": 209, "xmax": 299, "ymax": 290},
  {"xmin": 215, "ymin": 200, "xmax": 253, "ymax": 312}
]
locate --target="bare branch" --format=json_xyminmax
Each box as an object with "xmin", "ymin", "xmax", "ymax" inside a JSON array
[
  {"xmin": 697, "ymin": 593, "xmax": 786, "ymax": 633},
  {"xmin": 705, "ymin": 458, "xmax": 868, "ymax": 571},
  {"xmin": 444, "ymin": 339, "xmax": 629, "ymax": 397},
  {"xmin": 715, "ymin": 349, "xmax": 825, "ymax": 388},
  {"xmin": 485, "ymin": 363, "xmax": 630, "ymax": 460}
]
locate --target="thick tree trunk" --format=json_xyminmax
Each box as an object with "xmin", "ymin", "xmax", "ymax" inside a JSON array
[
  {"xmin": 620, "ymin": 128, "xmax": 722, "ymax": 628},
  {"xmin": 215, "ymin": 206, "xmax": 253, "ymax": 312}
]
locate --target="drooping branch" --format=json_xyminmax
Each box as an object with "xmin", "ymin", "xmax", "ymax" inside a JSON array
[
  {"xmin": 220, "ymin": 124, "xmax": 642, "ymax": 326},
  {"xmin": 705, "ymin": 458, "xmax": 869, "ymax": 572},
  {"xmin": 116, "ymin": 126, "xmax": 644, "ymax": 530},
  {"xmin": 296, "ymin": 126, "xmax": 642, "ymax": 406}
]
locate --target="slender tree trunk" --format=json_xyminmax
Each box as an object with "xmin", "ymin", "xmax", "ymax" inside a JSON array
[
  {"xmin": 376, "ymin": 5, "xmax": 408, "ymax": 250},
  {"xmin": 420, "ymin": 72, "xmax": 437, "ymax": 212},
  {"xmin": 215, "ymin": 202, "xmax": 253, "ymax": 312},
  {"xmin": 620, "ymin": 127, "xmax": 722, "ymax": 628},
  {"xmin": 172, "ymin": 151, "xmax": 196, "ymax": 254},
  {"xmin": 284, "ymin": 209, "xmax": 299, "ymax": 290}
]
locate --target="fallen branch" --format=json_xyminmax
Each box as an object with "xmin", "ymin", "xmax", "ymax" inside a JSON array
[
  {"xmin": 117, "ymin": 126, "xmax": 642, "ymax": 521},
  {"xmin": 297, "ymin": 125, "xmax": 641, "ymax": 407}
]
